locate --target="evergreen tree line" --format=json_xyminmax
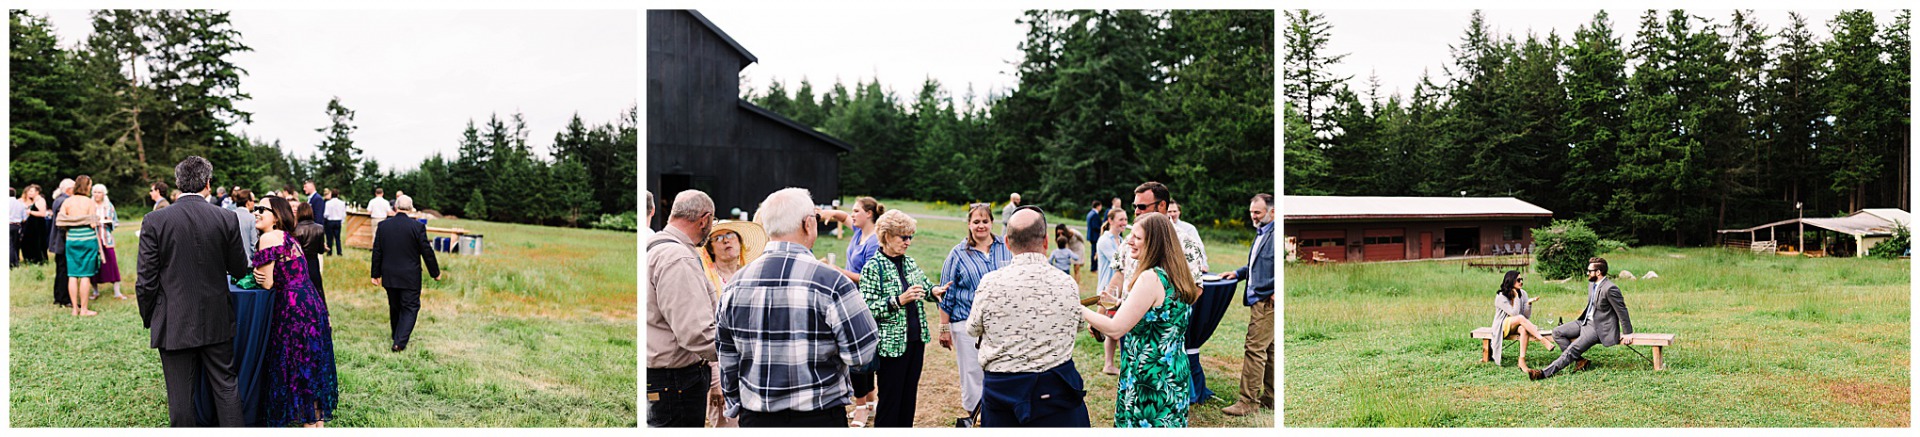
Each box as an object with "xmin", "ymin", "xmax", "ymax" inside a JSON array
[
  {"xmin": 10, "ymin": 10, "xmax": 637, "ymax": 228},
  {"xmin": 1284, "ymin": 9, "xmax": 1910, "ymax": 246},
  {"xmin": 746, "ymin": 10, "xmax": 1274, "ymax": 227}
]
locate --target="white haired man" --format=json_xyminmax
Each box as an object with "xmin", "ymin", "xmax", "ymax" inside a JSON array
[{"xmin": 716, "ymin": 188, "xmax": 879, "ymax": 427}]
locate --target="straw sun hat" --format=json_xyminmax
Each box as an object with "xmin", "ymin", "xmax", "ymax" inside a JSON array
[{"xmin": 706, "ymin": 220, "xmax": 767, "ymax": 265}]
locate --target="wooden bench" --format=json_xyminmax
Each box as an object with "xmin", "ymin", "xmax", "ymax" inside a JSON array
[
  {"xmin": 1470, "ymin": 327, "xmax": 1676, "ymax": 370},
  {"xmin": 1463, "ymin": 259, "xmax": 1530, "ymax": 272}
]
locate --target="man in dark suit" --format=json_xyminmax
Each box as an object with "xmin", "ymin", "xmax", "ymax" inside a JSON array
[
  {"xmin": 137, "ymin": 156, "xmax": 251, "ymax": 426},
  {"xmin": 371, "ymin": 196, "xmax": 442, "ymax": 352},
  {"xmin": 302, "ymin": 180, "xmax": 322, "ymax": 210},
  {"xmin": 1530, "ymin": 257, "xmax": 1633, "ymax": 380}
]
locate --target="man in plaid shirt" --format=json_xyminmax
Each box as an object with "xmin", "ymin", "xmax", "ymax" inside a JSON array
[{"xmin": 717, "ymin": 187, "xmax": 879, "ymax": 427}]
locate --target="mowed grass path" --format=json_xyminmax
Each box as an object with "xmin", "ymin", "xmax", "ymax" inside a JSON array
[
  {"xmin": 1284, "ymin": 247, "xmax": 1909, "ymax": 427},
  {"xmin": 10, "ymin": 217, "xmax": 637, "ymax": 427},
  {"xmin": 808, "ymin": 198, "xmax": 1272, "ymax": 427}
]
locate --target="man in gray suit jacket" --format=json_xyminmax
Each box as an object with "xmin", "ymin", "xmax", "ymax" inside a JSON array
[{"xmin": 1530, "ymin": 257, "xmax": 1632, "ymax": 380}]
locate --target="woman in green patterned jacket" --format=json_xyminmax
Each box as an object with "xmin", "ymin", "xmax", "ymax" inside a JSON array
[
  {"xmin": 858, "ymin": 209, "xmax": 933, "ymax": 427},
  {"xmin": 1081, "ymin": 213, "xmax": 1200, "ymax": 427}
]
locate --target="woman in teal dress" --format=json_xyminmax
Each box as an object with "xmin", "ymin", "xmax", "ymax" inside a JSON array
[
  {"xmin": 57, "ymin": 175, "xmax": 103, "ymax": 316},
  {"xmin": 1081, "ymin": 213, "xmax": 1201, "ymax": 427}
]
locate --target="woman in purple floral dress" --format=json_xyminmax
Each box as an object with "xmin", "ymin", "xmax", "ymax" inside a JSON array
[{"xmin": 252, "ymin": 196, "xmax": 340, "ymax": 427}]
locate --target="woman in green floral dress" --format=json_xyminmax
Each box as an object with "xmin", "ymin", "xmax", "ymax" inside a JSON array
[{"xmin": 1082, "ymin": 213, "xmax": 1202, "ymax": 427}]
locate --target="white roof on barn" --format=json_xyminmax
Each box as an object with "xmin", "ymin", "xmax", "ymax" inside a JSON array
[
  {"xmin": 1284, "ymin": 196, "xmax": 1553, "ymax": 220},
  {"xmin": 1717, "ymin": 208, "xmax": 1910, "ymax": 237}
]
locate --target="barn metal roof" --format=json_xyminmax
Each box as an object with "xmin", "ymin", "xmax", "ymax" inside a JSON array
[
  {"xmin": 686, "ymin": 10, "xmax": 759, "ymax": 67},
  {"xmin": 739, "ymin": 99, "xmax": 855, "ymax": 152},
  {"xmin": 1284, "ymin": 196, "xmax": 1553, "ymax": 221},
  {"xmin": 1717, "ymin": 208, "xmax": 1910, "ymax": 237}
]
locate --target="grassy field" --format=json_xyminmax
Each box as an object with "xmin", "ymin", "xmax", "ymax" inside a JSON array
[
  {"xmin": 808, "ymin": 198, "xmax": 1272, "ymax": 427},
  {"xmin": 1283, "ymin": 247, "xmax": 1910, "ymax": 427},
  {"xmin": 10, "ymin": 217, "xmax": 637, "ymax": 427}
]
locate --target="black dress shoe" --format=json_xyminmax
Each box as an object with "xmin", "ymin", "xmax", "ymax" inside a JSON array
[
  {"xmin": 1527, "ymin": 369, "xmax": 1545, "ymax": 380},
  {"xmin": 392, "ymin": 344, "xmax": 405, "ymax": 352}
]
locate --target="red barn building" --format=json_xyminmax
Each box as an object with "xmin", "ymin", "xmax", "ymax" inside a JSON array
[{"xmin": 1284, "ymin": 196, "xmax": 1553, "ymax": 262}]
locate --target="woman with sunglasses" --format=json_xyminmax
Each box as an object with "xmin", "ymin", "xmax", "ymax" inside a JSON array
[
  {"xmin": 251, "ymin": 196, "xmax": 339, "ymax": 427},
  {"xmin": 1490, "ymin": 270, "xmax": 1554, "ymax": 369},
  {"xmin": 699, "ymin": 220, "xmax": 763, "ymax": 428},
  {"xmin": 856, "ymin": 209, "xmax": 933, "ymax": 427}
]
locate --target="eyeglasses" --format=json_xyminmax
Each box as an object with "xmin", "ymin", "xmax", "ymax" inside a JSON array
[
  {"xmin": 897, "ymin": 234, "xmax": 915, "ymax": 242},
  {"xmin": 709, "ymin": 233, "xmax": 739, "ymax": 243},
  {"xmin": 1133, "ymin": 200, "xmax": 1162, "ymax": 212}
]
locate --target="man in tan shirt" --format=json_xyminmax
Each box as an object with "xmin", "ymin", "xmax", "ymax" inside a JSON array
[
  {"xmin": 966, "ymin": 207, "xmax": 1091, "ymax": 427},
  {"xmin": 646, "ymin": 190, "xmax": 717, "ymax": 427}
]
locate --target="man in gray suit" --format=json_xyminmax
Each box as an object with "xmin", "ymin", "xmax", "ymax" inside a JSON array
[{"xmin": 1529, "ymin": 256, "xmax": 1633, "ymax": 380}]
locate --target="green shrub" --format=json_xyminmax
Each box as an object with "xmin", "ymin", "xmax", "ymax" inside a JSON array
[
  {"xmin": 1533, "ymin": 219, "xmax": 1600, "ymax": 280},
  {"xmin": 591, "ymin": 211, "xmax": 638, "ymax": 232},
  {"xmin": 1597, "ymin": 238, "xmax": 1632, "ymax": 253},
  {"xmin": 1870, "ymin": 223, "xmax": 1909, "ymax": 259}
]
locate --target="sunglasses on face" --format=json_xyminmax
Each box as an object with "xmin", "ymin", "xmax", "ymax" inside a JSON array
[
  {"xmin": 1133, "ymin": 201, "xmax": 1161, "ymax": 212},
  {"xmin": 899, "ymin": 234, "xmax": 915, "ymax": 242}
]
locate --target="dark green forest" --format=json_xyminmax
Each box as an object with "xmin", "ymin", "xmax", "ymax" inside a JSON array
[
  {"xmin": 10, "ymin": 10, "xmax": 637, "ymax": 229},
  {"xmin": 745, "ymin": 10, "xmax": 1274, "ymax": 228},
  {"xmin": 1285, "ymin": 9, "xmax": 1910, "ymax": 245}
]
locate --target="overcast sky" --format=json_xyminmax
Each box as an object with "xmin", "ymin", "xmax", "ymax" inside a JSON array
[
  {"xmin": 696, "ymin": 9, "xmax": 1028, "ymax": 111},
  {"xmin": 1316, "ymin": 9, "xmax": 1902, "ymax": 99},
  {"xmin": 36, "ymin": 9, "xmax": 637, "ymax": 172}
]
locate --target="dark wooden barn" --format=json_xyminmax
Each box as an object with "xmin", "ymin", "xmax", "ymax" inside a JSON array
[
  {"xmin": 1284, "ymin": 196, "xmax": 1553, "ymax": 262},
  {"xmin": 647, "ymin": 10, "xmax": 853, "ymax": 229}
]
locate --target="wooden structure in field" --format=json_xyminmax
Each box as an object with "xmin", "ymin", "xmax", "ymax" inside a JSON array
[
  {"xmin": 646, "ymin": 10, "xmax": 854, "ymax": 230},
  {"xmin": 1715, "ymin": 208, "xmax": 1909, "ymax": 258},
  {"xmin": 1283, "ymin": 196, "xmax": 1553, "ymax": 263},
  {"xmin": 341, "ymin": 210, "xmax": 477, "ymax": 253}
]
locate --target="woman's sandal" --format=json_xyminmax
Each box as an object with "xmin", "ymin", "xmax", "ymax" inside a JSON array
[{"xmin": 848, "ymin": 402, "xmax": 872, "ymax": 428}]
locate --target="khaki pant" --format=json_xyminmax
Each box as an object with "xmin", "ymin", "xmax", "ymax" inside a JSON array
[{"xmin": 1238, "ymin": 299, "xmax": 1275, "ymax": 406}]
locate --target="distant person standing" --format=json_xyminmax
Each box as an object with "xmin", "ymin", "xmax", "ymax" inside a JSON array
[
  {"xmin": 1086, "ymin": 200, "xmax": 1105, "ymax": 273},
  {"xmin": 20, "ymin": 185, "xmax": 53, "ymax": 266},
  {"xmin": 367, "ymin": 187, "xmax": 392, "ymax": 223},
  {"xmin": 1001, "ymin": 193, "xmax": 1021, "ymax": 227},
  {"xmin": 640, "ymin": 191, "xmax": 657, "ymax": 241},
  {"xmin": 10, "ymin": 187, "xmax": 26, "ymax": 268},
  {"xmin": 303, "ymin": 180, "xmax": 323, "ymax": 209},
  {"xmin": 323, "ymin": 189, "xmax": 346, "ymax": 256},
  {"xmin": 230, "ymin": 190, "xmax": 259, "ymax": 261},
  {"xmin": 93, "ymin": 183, "xmax": 128, "ymax": 300},
  {"xmin": 213, "ymin": 186, "xmax": 229, "ymax": 209},
  {"xmin": 294, "ymin": 202, "xmax": 329, "ymax": 297},
  {"xmin": 1166, "ymin": 200, "xmax": 1208, "ymax": 274},
  {"xmin": 151, "ymin": 182, "xmax": 172, "ymax": 210},
  {"xmin": 48, "ymin": 178, "xmax": 74, "ymax": 307},
  {"xmin": 370, "ymin": 196, "xmax": 441, "ymax": 352}
]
